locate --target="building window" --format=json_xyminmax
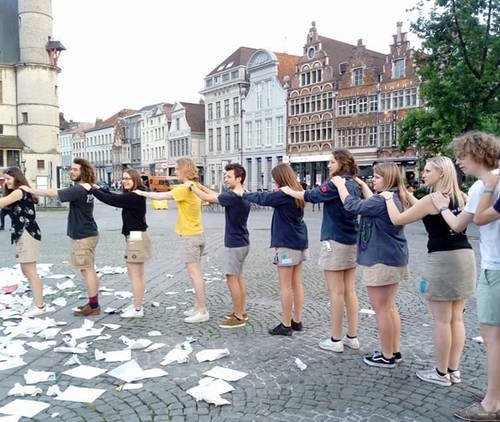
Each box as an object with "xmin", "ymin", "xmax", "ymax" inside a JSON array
[
  {"xmin": 338, "ymin": 100, "xmax": 347, "ymax": 116},
  {"xmin": 393, "ymin": 58, "xmax": 405, "ymax": 79},
  {"xmin": 245, "ymin": 122, "xmax": 253, "ymax": 147},
  {"xmin": 224, "ymin": 99, "xmax": 230, "ymax": 117},
  {"xmin": 337, "ymin": 129, "xmax": 346, "ymax": 148},
  {"xmin": 380, "ymin": 123, "xmax": 392, "ymax": 147},
  {"xmin": 234, "ymin": 125, "xmax": 240, "ymax": 150},
  {"xmin": 205, "ymin": 79, "xmax": 213, "ymax": 88},
  {"xmin": 216, "ymin": 128, "xmax": 221, "ymax": 151},
  {"xmin": 208, "ymin": 129, "xmax": 213, "ymax": 152},
  {"xmin": 406, "ymin": 87, "xmax": 418, "ymax": 107},
  {"xmin": 222, "ymin": 73, "xmax": 229, "ymax": 82},
  {"xmin": 231, "ymin": 70, "xmax": 238, "ymax": 79},
  {"xmin": 276, "ymin": 117, "xmax": 284, "ymax": 145},
  {"xmin": 256, "ymin": 83, "xmax": 262, "ymax": 109},
  {"xmin": 348, "ymin": 99, "xmax": 357, "ymax": 114},
  {"xmin": 265, "ymin": 119, "xmax": 272, "ymax": 146},
  {"xmin": 216, "ymin": 101, "xmax": 221, "ymax": 118},
  {"xmin": 358, "ymin": 127, "xmax": 368, "ymax": 146},
  {"xmin": 370, "ymin": 95, "xmax": 378, "ymax": 112},
  {"xmin": 359, "ymin": 97, "xmax": 368, "ymax": 113},
  {"xmin": 369, "ymin": 127, "xmax": 377, "ymax": 146},
  {"xmin": 256, "ymin": 120, "xmax": 262, "ymax": 146},
  {"xmin": 266, "ymin": 81, "xmax": 272, "ymax": 107},
  {"xmin": 233, "ymin": 97, "xmax": 239, "ymax": 115},
  {"xmin": 347, "ymin": 128, "xmax": 356, "ymax": 147},
  {"xmin": 225, "ymin": 126, "xmax": 230, "ymax": 151},
  {"xmin": 7, "ymin": 150, "xmax": 20, "ymax": 167},
  {"xmin": 352, "ymin": 68, "xmax": 363, "ymax": 86},
  {"xmin": 0, "ymin": 124, "xmax": 3, "ymax": 134},
  {"xmin": 0, "ymin": 80, "xmax": 2, "ymax": 103},
  {"xmin": 37, "ymin": 159, "xmax": 45, "ymax": 169},
  {"xmin": 299, "ymin": 69, "xmax": 322, "ymax": 87},
  {"xmin": 22, "ymin": 112, "xmax": 28, "ymax": 123},
  {"xmin": 207, "ymin": 104, "xmax": 213, "ymax": 120},
  {"xmin": 176, "ymin": 118, "xmax": 180, "ymax": 131}
]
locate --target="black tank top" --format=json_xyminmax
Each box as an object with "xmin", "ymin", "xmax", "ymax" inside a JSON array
[{"xmin": 422, "ymin": 198, "xmax": 471, "ymax": 253}]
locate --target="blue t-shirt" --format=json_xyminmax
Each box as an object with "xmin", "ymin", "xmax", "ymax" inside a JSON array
[{"xmin": 218, "ymin": 191, "xmax": 251, "ymax": 248}]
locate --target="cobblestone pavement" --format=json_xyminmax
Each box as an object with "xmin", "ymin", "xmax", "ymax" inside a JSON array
[{"xmin": 0, "ymin": 201, "xmax": 486, "ymax": 421}]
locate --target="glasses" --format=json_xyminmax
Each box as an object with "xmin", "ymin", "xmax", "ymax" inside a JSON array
[{"xmin": 122, "ymin": 177, "xmax": 132, "ymax": 180}]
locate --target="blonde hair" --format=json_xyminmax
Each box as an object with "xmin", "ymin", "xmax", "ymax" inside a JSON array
[
  {"xmin": 426, "ymin": 156, "xmax": 465, "ymax": 208},
  {"xmin": 374, "ymin": 163, "xmax": 410, "ymax": 210},
  {"xmin": 271, "ymin": 164, "xmax": 305, "ymax": 209},
  {"xmin": 176, "ymin": 158, "xmax": 199, "ymax": 182}
]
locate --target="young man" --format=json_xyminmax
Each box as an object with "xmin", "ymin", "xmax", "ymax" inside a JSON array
[
  {"xmin": 22, "ymin": 158, "xmax": 100, "ymax": 316},
  {"xmin": 190, "ymin": 163, "xmax": 251, "ymax": 328},
  {"xmin": 430, "ymin": 132, "xmax": 500, "ymax": 421}
]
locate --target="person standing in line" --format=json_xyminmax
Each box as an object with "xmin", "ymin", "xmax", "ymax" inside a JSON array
[
  {"xmin": 333, "ymin": 163, "xmax": 411, "ymax": 368},
  {"xmin": 134, "ymin": 158, "xmax": 208, "ymax": 323},
  {"xmin": 241, "ymin": 163, "xmax": 308, "ymax": 336},
  {"xmin": 280, "ymin": 149, "xmax": 361, "ymax": 352},
  {"xmin": 0, "ymin": 204, "xmax": 11, "ymax": 230},
  {"xmin": 428, "ymin": 132, "xmax": 500, "ymax": 422},
  {"xmin": 82, "ymin": 169, "xmax": 151, "ymax": 318},
  {"xmin": 189, "ymin": 163, "xmax": 251, "ymax": 328},
  {"xmin": 1, "ymin": 167, "xmax": 46, "ymax": 317},
  {"xmin": 21, "ymin": 158, "xmax": 100, "ymax": 316},
  {"xmin": 381, "ymin": 156, "xmax": 475, "ymax": 387}
]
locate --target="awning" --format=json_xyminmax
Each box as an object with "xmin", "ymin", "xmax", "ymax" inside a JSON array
[{"xmin": 0, "ymin": 136, "xmax": 25, "ymax": 149}]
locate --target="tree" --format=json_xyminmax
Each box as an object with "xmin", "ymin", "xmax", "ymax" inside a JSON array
[{"xmin": 399, "ymin": 0, "xmax": 499, "ymax": 156}]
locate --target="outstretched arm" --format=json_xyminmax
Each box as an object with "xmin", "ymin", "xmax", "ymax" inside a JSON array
[
  {"xmin": 190, "ymin": 184, "xmax": 219, "ymax": 203},
  {"xmin": 133, "ymin": 190, "xmax": 173, "ymax": 200},
  {"xmin": 354, "ymin": 177, "xmax": 373, "ymax": 199},
  {"xmin": 380, "ymin": 192, "xmax": 433, "ymax": 225},
  {"xmin": 20, "ymin": 185, "xmax": 58, "ymax": 198},
  {"xmin": 331, "ymin": 176, "xmax": 349, "ymax": 203},
  {"xmin": 0, "ymin": 189, "xmax": 22, "ymax": 208},
  {"xmin": 474, "ymin": 173, "xmax": 500, "ymax": 226},
  {"xmin": 280, "ymin": 186, "xmax": 305, "ymax": 201},
  {"xmin": 430, "ymin": 192, "xmax": 473, "ymax": 232}
]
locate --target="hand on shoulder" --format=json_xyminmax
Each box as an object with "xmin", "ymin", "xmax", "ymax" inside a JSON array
[
  {"xmin": 19, "ymin": 185, "xmax": 32, "ymax": 193},
  {"xmin": 80, "ymin": 183, "xmax": 92, "ymax": 191},
  {"xmin": 482, "ymin": 172, "xmax": 500, "ymax": 190},
  {"xmin": 280, "ymin": 186, "xmax": 292, "ymax": 195},
  {"xmin": 430, "ymin": 191, "xmax": 450, "ymax": 209},
  {"xmin": 380, "ymin": 191, "xmax": 393, "ymax": 200},
  {"xmin": 331, "ymin": 176, "xmax": 345, "ymax": 187},
  {"xmin": 132, "ymin": 189, "xmax": 144, "ymax": 196}
]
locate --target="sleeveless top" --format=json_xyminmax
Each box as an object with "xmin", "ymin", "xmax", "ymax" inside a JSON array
[
  {"xmin": 422, "ymin": 197, "xmax": 471, "ymax": 253},
  {"xmin": 10, "ymin": 190, "xmax": 41, "ymax": 244}
]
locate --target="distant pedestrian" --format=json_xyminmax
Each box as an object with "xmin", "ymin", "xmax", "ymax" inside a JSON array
[
  {"xmin": 0, "ymin": 207, "xmax": 11, "ymax": 230},
  {"xmin": 243, "ymin": 164, "xmax": 308, "ymax": 336},
  {"xmin": 311, "ymin": 184, "xmax": 321, "ymax": 212}
]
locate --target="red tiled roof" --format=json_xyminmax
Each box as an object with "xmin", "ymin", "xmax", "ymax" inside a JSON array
[
  {"xmin": 274, "ymin": 52, "xmax": 300, "ymax": 85},
  {"xmin": 86, "ymin": 109, "xmax": 137, "ymax": 132},
  {"xmin": 207, "ymin": 46, "xmax": 257, "ymax": 76},
  {"xmin": 180, "ymin": 102, "xmax": 205, "ymax": 133}
]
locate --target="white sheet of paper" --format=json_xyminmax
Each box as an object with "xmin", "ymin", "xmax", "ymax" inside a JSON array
[
  {"xmin": 56, "ymin": 280, "xmax": 75, "ymax": 290},
  {"xmin": 63, "ymin": 355, "xmax": 81, "ymax": 366},
  {"xmin": 23, "ymin": 369, "xmax": 55, "ymax": 384},
  {"xmin": 37, "ymin": 328, "xmax": 61, "ymax": 340},
  {"xmin": 0, "ymin": 415, "xmax": 21, "ymax": 422},
  {"xmin": 55, "ymin": 386, "xmax": 105, "ymax": 403},
  {"xmin": 0, "ymin": 357, "xmax": 26, "ymax": 371},
  {"xmin": 26, "ymin": 341, "xmax": 56, "ymax": 351},
  {"xmin": 203, "ymin": 366, "xmax": 248, "ymax": 381},
  {"xmin": 195, "ymin": 348, "xmax": 230, "ymax": 363},
  {"xmin": 107, "ymin": 360, "xmax": 144, "ymax": 383},
  {"xmin": 102, "ymin": 324, "xmax": 121, "ymax": 330},
  {"xmin": 122, "ymin": 383, "xmax": 143, "ymax": 390},
  {"xmin": 46, "ymin": 385, "xmax": 62, "ymax": 397},
  {"xmin": 359, "ymin": 308, "xmax": 376, "ymax": 315},
  {"xmin": 147, "ymin": 331, "xmax": 161, "ymax": 337},
  {"xmin": 136, "ymin": 368, "xmax": 167, "ymax": 380},
  {"xmin": 7, "ymin": 383, "xmax": 42, "ymax": 397},
  {"xmin": 62, "ymin": 365, "xmax": 107, "ymax": 380},
  {"xmin": 104, "ymin": 349, "xmax": 131, "ymax": 363},
  {"xmin": 144, "ymin": 343, "xmax": 165, "ymax": 353},
  {"xmin": 0, "ymin": 399, "xmax": 50, "ymax": 418},
  {"xmin": 160, "ymin": 348, "xmax": 191, "ymax": 365},
  {"xmin": 52, "ymin": 297, "xmax": 67, "ymax": 307}
]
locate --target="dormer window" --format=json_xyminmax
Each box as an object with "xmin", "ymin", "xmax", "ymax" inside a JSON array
[
  {"xmin": 339, "ymin": 62, "xmax": 347, "ymax": 74},
  {"xmin": 393, "ymin": 58, "xmax": 405, "ymax": 79},
  {"xmin": 352, "ymin": 68, "xmax": 363, "ymax": 86}
]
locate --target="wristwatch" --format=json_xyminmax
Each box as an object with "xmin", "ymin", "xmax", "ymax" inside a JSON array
[{"xmin": 439, "ymin": 206, "xmax": 449, "ymax": 213}]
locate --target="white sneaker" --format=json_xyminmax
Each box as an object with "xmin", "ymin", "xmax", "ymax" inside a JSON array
[
  {"xmin": 449, "ymin": 370, "xmax": 461, "ymax": 384},
  {"xmin": 319, "ymin": 337, "xmax": 344, "ymax": 353},
  {"xmin": 184, "ymin": 310, "xmax": 209, "ymax": 323},
  {"xmin": 342, "ymin": 335, "xmax": 360, "ymax": 350},
  {"xmin": 183, "ymin": 307, "xmax": 196, "ymax": 317},
  {"xmin": 416, "ymin": 368, "xmax": 452, "ymax": 387},
  {"xmin": 121, "ymin": 307, "xmax": 144, "ymax": 318},
  {"xmin": 24, "ymin": 304, "xmax": 47, "ymax": 318}
]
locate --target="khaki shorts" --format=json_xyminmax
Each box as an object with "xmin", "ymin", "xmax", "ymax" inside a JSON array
[
  {"xmin": 273, "ymin": 248, "xmax": 308, "ymax": 267},
  {"xmin": 125, "ymin": 231, "xmax": 152, "ymax": 263},
  {"xmin": 71, "ymin": 236, "xmax": 99, "ymax": 270},
  {"xmin": 362, "ymin": 263, "xmax": 408, "ymax": 287},
  {"xmin": 319, "ymin": 240, "xmax": 357, "ymax": 271},
  {"xmin": 15, "ymin": 231, "xmax": 41, "ymax": 263},
  {"xmin": 181, "ymin": 233, "xmax": 205, "ymax": 264}
]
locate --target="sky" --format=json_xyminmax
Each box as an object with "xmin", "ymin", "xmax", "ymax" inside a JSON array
[{"xmin": 52, "ymin": 0, "xmax": 422, "ymax": 123}]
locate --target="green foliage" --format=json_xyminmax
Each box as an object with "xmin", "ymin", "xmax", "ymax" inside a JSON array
[{"xmin": 399, "ymin": 0, "xmax": 500, "ymax": 155}]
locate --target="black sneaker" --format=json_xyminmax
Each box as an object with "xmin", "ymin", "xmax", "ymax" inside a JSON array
[
  {"xmin": 363, "ymin": 351, "xmax": 396, "ymax": 368},
  {"xmin": 268, "ymin": 323, "xmax": 293, "ymax": 336},
  {"xmin": 393, "ymin": 352, "xmax": 403, "ymax": 363},
  {"xmin": 291, "ymin": 319, "xmax": 303, "ymax": 331}
]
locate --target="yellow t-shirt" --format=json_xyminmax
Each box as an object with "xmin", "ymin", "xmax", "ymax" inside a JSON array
[{"xmin": 171, "ymin": 182, "xmax": 203, "ymax": 236}]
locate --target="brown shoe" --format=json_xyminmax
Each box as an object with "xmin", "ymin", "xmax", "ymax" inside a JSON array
[
  {"xmin": 74, "ymin": 304, "xmax": 100, "ymax": 316},
  {"xmin": 455, "ymin": 402, "xmax": 500, "ymax": 421},
  {"xmin": 219, "ymin": 314, "xmax": 246, "ymax": 328},
  {"xmin": 225, "ymin": 312, "xmax": 248, "ymax": 321}
]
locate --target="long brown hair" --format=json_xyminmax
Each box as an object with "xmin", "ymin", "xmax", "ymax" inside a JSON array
[
  {"xmin": 122, "ymin": 169, "xmax": 143, "ymax": 192},
  {"xmin": 2, "ymin": 167, "xmax": 39, "ymax": 204},
  {"xmin": 73, "ymin": 158, "xmax": 96, "ymax": 184},
  {"xmin": 373, "ymin": 163, "xmax": 410, "ymax": 210},
  {"xmin": 331, "ymin": 148, "xmax": 359, "ymax": 176},
  {"xmin": 176, "ymin": 158, "xmax": 199, "ymax": 182},
  {"xmin": 271, "ymin": 164, "xmax": 305, "ymax": 209}
]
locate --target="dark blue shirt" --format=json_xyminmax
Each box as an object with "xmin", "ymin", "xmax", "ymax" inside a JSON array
[
  {"xmin": 344, "ymin": 193, "xmax": 408, "ymax": 267},
  {"xmin": 304, "ymin": 180, "xmax": 360, "ymax": 244},
  {"xmin": 218, "ymin": 191, "xmax": 250, "ymax": 248},
  {"xmin": 243, "ymin": 190, "xmax": 308, "ymax": 250}
]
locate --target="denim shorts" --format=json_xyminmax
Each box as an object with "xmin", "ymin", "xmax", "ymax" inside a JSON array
[{"xmin": 477, "ymin": 269, "xmax": 500, "ymax": 326}]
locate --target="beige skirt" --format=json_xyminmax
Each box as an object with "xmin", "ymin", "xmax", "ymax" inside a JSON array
[
  {"xmin": 422, "ymin": 249, "xmax": 476, "ymax": 301},
  {"xmin": 15, "ymin": 231, "xmax": 41, "ymax": 263},
  {"xmin": 318, "ymin": 240, "xmax": 357, "ymax": 271},
  {"xmin": 125, "ymin": 231, "xmax": 152, "ymax": 263},
  {"xmin": 362, "ymin": 263, "xmax": 409, "ymax": 287}
]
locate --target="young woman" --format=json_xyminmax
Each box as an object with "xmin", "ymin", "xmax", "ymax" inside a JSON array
[
  {"xmin": 242, "ymin": 163, "xmax": 308, "ymax": 336},
  {"xmin": 135, "ymin": 158, "xmax": 208, "ymax": 323},
  {"xmin": 83, "ymin": 169, "xmax": 151, "ymax": 318},
  {"xmin": 0, "ymin": 167, "xmax": 45, "ymax": 317},
  {"xmin": 333, "ymin": 163, "xmax": 411, "ymax": 368},
  {"xmin": 381, "ymin": 156, "xmax": 475, "ymax": 386},
  {"xmin": 281, "ymin": 149, "xmax": 361, "ymax": 352}
]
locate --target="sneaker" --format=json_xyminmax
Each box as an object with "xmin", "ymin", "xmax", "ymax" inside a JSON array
[
  {"xmin": 416, "ymin": 368, "xmax": 452, "ymax": 387},
  {"xmin": 363, "ymin": 351, "xmax": 396, "ymax": 368},
  {"xmin": 74, "ymin": 304, "xmax": 100, "ymax": 316},
  {"xmin": 183, "ymin": 307, "xmax": 196, "ymax": 317},
  {"xmin": 219, "ymin": 314, "xmax": 246, "ymax": 328},
  {"xmin": 268, "ymin": 323, "xmax": 292, "ymax": 336},
  {"xmin": 449, "ymin": 369, "xmax": 461, "ymax": 384},
  {"xmin": 393, "ymin": 352, "xmax": 403, "ymax": 363},
  {"xmin": 225, "ymin": 312, "xmax": 248, "ymax": 321},
  {"xmin": 319, "ymin": 337, "xmax": 344, "ymax": 352},
  {"xmin": 121, "ymin": 307, "xmax": 144, "ymax": 318},
  {"xmin": 184, "ymin": 310, "xmax": 210, "ymax": 323},
  {"xmin": 454, "ymin": 402, "xmax": 500, "ymax": 421},
  {"xmin": 342, "ymin": 335, "xmax": 360, "ymax": 350},
  {"xmin": 24, "ymin": 304, "xmax": 47, "ymax": 318},
  {"xmin": 291, "ymin": 320, "xmax": 303, "ymax": 331}
]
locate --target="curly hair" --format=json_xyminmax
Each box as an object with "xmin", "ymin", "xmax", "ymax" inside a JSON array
[
  {"xmin": 451, "ymin": 131, "xmax": 500, "ymax": 170},
  {"xmin": 73, "ymin": 158, "xmax": 96, "ymax": 184},
  {"xmin": 331, "ymin": 148, "xmax": 359, "ymax": 176}
]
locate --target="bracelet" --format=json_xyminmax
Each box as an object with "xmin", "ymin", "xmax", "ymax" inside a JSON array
[
  {"xmin": 483, "ymin": 189, "xmax": 494, "ymax": 194},
  {"xmin": 439, "ymin": 206, "xmax": 449, "ymax": 213}
]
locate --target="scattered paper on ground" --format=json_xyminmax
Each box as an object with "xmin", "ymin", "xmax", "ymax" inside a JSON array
[
  {"xmin": 7, "ymin": 384, "xmax": 42, "ymax": 397},
  {"xmin": 295, "ymin": 357, "xmax": 307, "ymax": 371},
  {"xmin": 62, "ymin": 365, "xmax": 107, "ymax": 380},
  {"xmin": 359, "ymin": 308, "xmax": 376, "ymax": 315},
  {"xmin": 196, "ymin": 348, "xmax": 230, "ymax": 363},
  {"xmin": 161, "ymin": 348, "xmax": 191, "ymax": 365},
  {"xmin": 203, "ymin": 366, "xmax": 248, "ymax": 382},
  {"xmin": 0, "ymin": 399, "xmax": 50, "ymax": 418},
  {"xmin": 23, "ymin": 369, "xmax": 55, "ymax": 384},
  {"xmin": 55, "ymin": 386, "xmax": 105, "ymax": 403}
]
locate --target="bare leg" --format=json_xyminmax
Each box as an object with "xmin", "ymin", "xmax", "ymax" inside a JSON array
[
  {"xmin": 127, "ymin": 262, "xmax": 145, "ymax": 310},
  {"xmin": 21, "ymin": 262, "xmax": 44, "ymax": 307},
  {"xmin": 344, "ymin": 268, "xmax": 359, "ymax": 337},
  {"xmin": 291, "ymin": 263, "xmax": 304, "ymax": 322},
  {"xmin": 448, "ymin": 299, "xmax": 466, "ymax": 370},
  {"xmin": 481, "ymin": 324, "xmax": 500, "ymax": 412},
  {"xmin": 80, "ymin": 268, "xmax": 99, "ymax": 297},
  {"xmin": 324, "ymin": 270, "xmax": 346, "ymax": 339},
  {"xmin": 367, "ymin": 284, "xmax": 397, "ymax": 358},
  {"xmin": 238, "ymin": 274, "xmax": 246, "ymax": 313},
  {"xmin": 187, "ymin": 262, "xmax": 206, "ymax": 313},
  {"xmin": 277, "ymin": 266, "xmax": 294, "ymax": 326},
  {"xmin": 391, "ymin": 284, "xmax": 401, "ymax": 353},
  {"xmin": 428, "ymin": 300, "xmax": 453, "ymax": 373},
  {"xmin": 227, "ymin": 274, "xmax": 245, "ymax": 318}
]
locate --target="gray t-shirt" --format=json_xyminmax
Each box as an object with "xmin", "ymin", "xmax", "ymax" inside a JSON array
[{"xmin": 58, "ymin": 184, "xmax": 98, "ymax": 240}]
